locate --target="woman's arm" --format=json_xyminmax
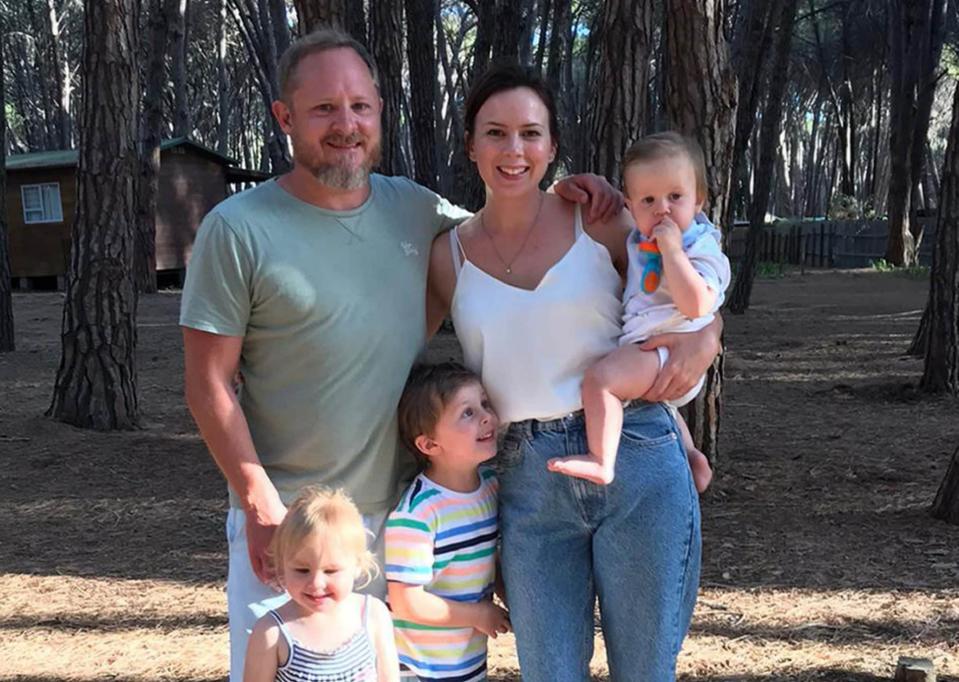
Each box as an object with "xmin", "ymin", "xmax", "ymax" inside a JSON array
[
  {"xmin": 639, "ymin": 315, "xmax": 723, "ymax": 402},
  {"xmin": 426, "ymin": 231, "xmax": 457, "ymax": 339},
  {"xmin": 370, "ymin": 598, "xmax": 400, "ymax": 682}
]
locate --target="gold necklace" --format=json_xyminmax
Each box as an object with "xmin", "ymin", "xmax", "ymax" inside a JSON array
[{"xmin": 479, "ymin": 192, "xmax": 545, "ymax": 275}]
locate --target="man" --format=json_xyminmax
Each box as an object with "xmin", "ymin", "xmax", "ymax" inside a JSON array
[{"xmin": 180, "ymin": 28, "xmax": 623, "ymax": 680}]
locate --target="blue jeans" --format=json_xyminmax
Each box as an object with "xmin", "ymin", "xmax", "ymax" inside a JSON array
[{"xmin": 496, "ymin": 402, "xmax": 701, "ymax": 682}]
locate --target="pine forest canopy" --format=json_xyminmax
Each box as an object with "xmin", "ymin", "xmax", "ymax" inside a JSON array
[{"xmin": 1, "ymin": 0, "xmax": 956, "ymax": 222}]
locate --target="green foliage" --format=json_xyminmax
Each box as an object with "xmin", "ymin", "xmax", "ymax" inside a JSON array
[
  {"xmin": 829, "ymin": 193, "xmax": 864, "ymax": 220},
  {"xmin": 731, "ymin": 260, "xmax": 786, "ymax": 279},
  {"xmin": 869, "ymin": 259, "xmax": 929, "ymax": 279}
]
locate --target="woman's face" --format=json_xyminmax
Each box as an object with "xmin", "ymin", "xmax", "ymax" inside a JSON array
[{"xmin": 468, "ymin": 87, "xmax": 556, "ymax": 197}]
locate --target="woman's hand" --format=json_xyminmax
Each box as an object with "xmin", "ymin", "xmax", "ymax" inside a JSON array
[
  {"xmin": 551, "ymin": 173, "xmax": 624, "ymax": 224},
  {"xmin": 639, "ymin": 316, "xmax": 723, "ymax": 402}
]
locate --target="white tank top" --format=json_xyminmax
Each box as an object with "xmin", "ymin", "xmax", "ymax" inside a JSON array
[{"xmin": 450, "ymin": 205, "xmax": 623, "ymax": 424}]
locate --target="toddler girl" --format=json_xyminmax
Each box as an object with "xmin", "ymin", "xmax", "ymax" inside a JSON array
[{"xmin": 243, "ymin": 487, "xmax": 399, "ymax": 682}]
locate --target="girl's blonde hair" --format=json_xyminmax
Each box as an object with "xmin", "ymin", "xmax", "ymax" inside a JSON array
[{"xmin": 270, "ymin": 487, "xmax": 378, "ymax": 589}]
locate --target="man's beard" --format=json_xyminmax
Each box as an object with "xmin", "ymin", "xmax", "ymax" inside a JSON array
[{"xmin": 295, "ymin": 133, "xmax": 382, "ymax": 191}]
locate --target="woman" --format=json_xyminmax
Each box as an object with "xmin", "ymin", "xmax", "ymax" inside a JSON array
[{"xmin": 426, "ymin": 64, "xmax": 720, "ymax": 681}]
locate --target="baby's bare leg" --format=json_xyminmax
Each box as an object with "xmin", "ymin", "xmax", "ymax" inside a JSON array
[
  {"xmin": 547, "ymin": 344, "xmax": 661, "ymax": 484},
  {"xmin": 673, "ymin": 410, "xmax": 713, "ymax": 493}
]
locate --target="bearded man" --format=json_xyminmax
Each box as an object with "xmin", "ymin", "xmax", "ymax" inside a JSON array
[{"xmin": 179, "ymin": 28, "xmax": 620, "ymax": 681}]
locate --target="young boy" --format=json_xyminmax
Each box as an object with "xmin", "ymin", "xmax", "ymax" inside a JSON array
[
  {"xmin": 548, "ymin": 132, "xmax": 731, "ymax": 490},
  {"xmin": 386, "ymin": 362, "xmax": 511, "ymax": 682}
]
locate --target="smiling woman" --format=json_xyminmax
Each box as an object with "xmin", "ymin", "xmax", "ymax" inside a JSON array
[{"xmin": 424, "ymin": 63, "xmax": 720, "ymax": 681}]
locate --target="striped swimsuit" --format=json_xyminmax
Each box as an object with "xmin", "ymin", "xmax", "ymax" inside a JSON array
[{"xmin": 269, "ymin": 595, "xmax": 377, "ymax": 681}]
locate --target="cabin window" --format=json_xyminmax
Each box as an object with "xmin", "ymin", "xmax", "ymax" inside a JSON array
[{"xmin": 21, "ymin": 183, "xmax": 64, "ymax": 224}]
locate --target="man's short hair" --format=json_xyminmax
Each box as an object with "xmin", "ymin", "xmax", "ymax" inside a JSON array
[
  {"xmin": 277, "ymin": 27, "xmax": 380, "ymax": 103},
  {"xmin": 397, "ymin": 362, "xmax": 482, "ymax": 467},
  {"xmin": 622, "ymin": 131, "xmax": 709, "ymax": 204}
]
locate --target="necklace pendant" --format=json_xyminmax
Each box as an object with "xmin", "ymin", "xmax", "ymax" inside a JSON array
[{"xmin": 506, "ymin": 267, "xmax": 512, "ymax": 274}]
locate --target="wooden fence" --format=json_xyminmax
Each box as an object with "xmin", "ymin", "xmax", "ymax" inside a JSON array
[{"xmin": 725, "ymin": 217, "xmax": 937, "ymax": 268}]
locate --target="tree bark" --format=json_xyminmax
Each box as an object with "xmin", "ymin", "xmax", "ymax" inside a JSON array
[
  {"xmin": 369, "ymin": 0, "xmax": 405, "ymax": 176},
  {"xmin": 230, "ymin": 0, "xmax": 291, "ymax": 173},
  {"xmin": 216, "ymin": 0, "xmax": 231, "ymax": 155},
  {"xmin": 294, "ymin": 0, "xmax": 366, "ymax": 42},
  {"xmin": 727, "ymin": 0, "xmax": 798, "ymax": 314},
  {"xmin": 45, "ymin": 0, "xmax": 72, "ymax": 149},
  {"xmin": 135, "ymin": 0, "xmax": 178, "ymax": 294},
  {"xmin": 404, "ymin": 0, "xmax": 438, "ymax": 191},
  {"xmin": 0, "ymin": 20, "xmax": 14, "ymax": 353},
  {"xmin": 171, "ymin": 0, "xmax": 191, "ymax": 137},
  {"xmin": 721, "ymin": 0, "xmax": 776, "ymax": 229},
  {"xmin": 585, "ymin": 0, "xmax": 653, "ymax": 188},
  {"xmin": 932, "ymin": 446, "xmax": 959, "ymax": 524},
  {"xmin": 48, "ymin": 0, "xmax": 140, "ymax": 430},
  {"xmin": 919, "ymin": 81, "xmax": 959, "ymax": 394},
  {"xmin": 662, "ymin": 0, "xmax": 737, "ymax": 461},
  {"xmin": 885, "ymin": 0, "xmax": 946, "ymax": 266}
]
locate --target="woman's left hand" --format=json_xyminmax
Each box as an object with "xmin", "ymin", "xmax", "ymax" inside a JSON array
[
  {"xmin": 552, "ymin": 173, "xmax": 624, "ymax": 224},
  {"xmin": 639, "ymin": 316, "xmax": 723, "ymax": 402}
]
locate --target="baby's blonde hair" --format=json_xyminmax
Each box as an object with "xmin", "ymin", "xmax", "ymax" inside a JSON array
[
  {"xmin": 622, "ymin": 131, "xmax": 708, "ymax": 205},
  {"xmin": 270, "ymin": 487, "xmax": 378, "ymax": 589}
]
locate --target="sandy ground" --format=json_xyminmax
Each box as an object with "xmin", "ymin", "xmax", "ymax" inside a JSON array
[{"xmin": 1, "ymin": 267, "xmax": 957, "ymax": 681}]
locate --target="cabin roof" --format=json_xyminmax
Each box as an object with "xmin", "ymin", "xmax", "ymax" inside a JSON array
[{"xmin": 5, "ymin": 137, "xmax": 251, "ymax": 172}]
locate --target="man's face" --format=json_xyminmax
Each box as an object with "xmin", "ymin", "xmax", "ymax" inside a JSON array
[{"xmin": 274, "ymin": 48, "xmax": 383, "ymax": 190}]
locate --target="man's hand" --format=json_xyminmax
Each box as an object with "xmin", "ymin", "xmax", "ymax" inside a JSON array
[
  {"xmin": 474, "ymin": 600, "xmax": 512, "ymax": 639},
  {"xmin": 651, "ymin": 217, "xmax": 683, "ymax": 255},
  {"xmin": 245, "ymin": 492, "xmax": 288, "ymax": 586},
  {"xmin": 639, "ymin": 324, "xmax": 721, "ymax": 402},
  {"xmin": 552, "ymin": 173, "xmax": 624, "ymax": 224}
]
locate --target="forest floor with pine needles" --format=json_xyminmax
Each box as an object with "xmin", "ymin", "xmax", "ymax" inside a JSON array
[{"xmin": 1, "ymin": 268, "xmax": 957, "ymax": 681}]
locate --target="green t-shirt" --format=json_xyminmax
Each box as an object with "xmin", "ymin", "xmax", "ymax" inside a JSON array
[{"xmin": 179, "ymin": 175, "xmax": 470, "ymax": 513}]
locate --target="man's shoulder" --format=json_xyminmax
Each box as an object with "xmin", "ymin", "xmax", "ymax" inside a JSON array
[{"xmin": 207, "ymin": 180, "xmax": 281, "ymax": 225}]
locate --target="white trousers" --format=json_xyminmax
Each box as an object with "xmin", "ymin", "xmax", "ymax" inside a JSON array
[{"xmin": 225, "ymin": 507, "xmax": 389, "ymax": 682}]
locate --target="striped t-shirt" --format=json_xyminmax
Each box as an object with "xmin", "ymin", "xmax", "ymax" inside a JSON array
[{"xmin": 385, "ymin": 468, "xmax": 498, "ymax": 682}]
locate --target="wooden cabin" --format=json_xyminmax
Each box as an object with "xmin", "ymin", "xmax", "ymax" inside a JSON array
[{"xmin": 4, "ymin": 138, "xmax": 269, "ymax": 288}]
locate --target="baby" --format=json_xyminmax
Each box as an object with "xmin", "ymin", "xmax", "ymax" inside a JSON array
[{"xmin": 548, "ymin": 131, "xmax": 731, "ymax": 489}]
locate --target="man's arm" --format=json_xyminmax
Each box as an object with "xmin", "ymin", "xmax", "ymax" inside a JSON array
[
  {"xmin": 638, "ymin": 315, "xmax": 723, "ymax": 403},
  {"xmin": 552, "ymin": 173, "xmax": 625, "ymax": 224},
  {"xmin": 183, "ymin": 327, "xmax": 287, "ymax": 584}
]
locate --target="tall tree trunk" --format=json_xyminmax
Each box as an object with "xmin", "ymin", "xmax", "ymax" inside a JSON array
[
  {"xmin": 0, "ymin": 20, "xmax": 14, "ymax": 353},
  {"xmin": 722, "ymin": 0, "xmax": 776, "ymax": 229},
  {"xmin": 370, "ymin": 0, "xmax": 405, "ymax": 176},
  {"xmin": 663, "ymin": 0, "xmax": 737, "ymax": 461},
  {"xmin": 727, "ymin": 0, "xmax": 798, "ymax": 313},
  {"xmin": 216, "ymin": 0, "xmax": 231, "ymax": 155},
  {"xmin": 135, "ymin": 0, "xmax": 177, "ymax": 294},
  {"xmin": 663, "ymin": 0, "xmax": 738, "ymax": 231},
  {"xmin": 907, "ymin": 0, "xmax": 947, "ymax": 251},
  {"xmin": 932, "ymin": 446, "xmax": 959, "ymax": 524},
  {"xmin": 230, "ymin": 0, "xmax": 291, "ymax": 173},
  {"xmin": 172, "ymin": 0, "xmax": 191, "ymax": 137},
  {"xmin": 919, "ymin": 81, "xmax": 959, "ymax": 394},
  {"xmin": 470, "ymin": 0, "xmax": 496, "ymax": 86},
  {"xmin": 45, "ymin": 0, "xmax": 72, "ymax": 149},
  {"xmin": 49, "ymin": 0, "xmax": 140, "ymax": 430},
  {"xmin": 294, "ymin": 0, "xmax": 366, "ymax": 42},
  {"xmin": 404, "ymin": 0, "xmax": 438, "ymax": 191},
  {"xmin": 26, "ymin": 0, "xmax": 59, "ymax": 149},
  {"xmin": 885, "ymin": 0, "xmax": 946, "ymax": 266},
  {"xmin": 586, "ymin": 0, "xmax": 653, "ymax": 188},
  {"xmin": 435, "ymin": 5, "xmax": 468, "ymax": 201}
]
